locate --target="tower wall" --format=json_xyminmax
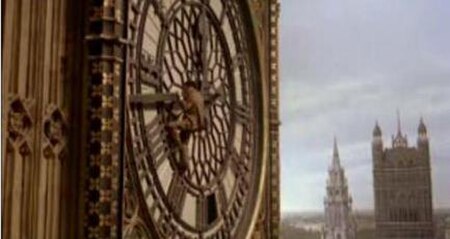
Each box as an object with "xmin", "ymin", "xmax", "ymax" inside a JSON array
[{"xmin": 372, "ymin": 122, "xmax": 434, "ymax": 239}]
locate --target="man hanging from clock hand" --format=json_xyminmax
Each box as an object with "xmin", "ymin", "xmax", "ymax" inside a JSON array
[{"xmin": 167, "ymin": 81, "xmax": 206, "ymax": 173}]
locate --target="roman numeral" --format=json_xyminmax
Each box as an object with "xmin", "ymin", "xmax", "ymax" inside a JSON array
[
  {"xmin": 217, "ymin": 183, "xmax": 228, "ymax": 212},
  {"xmin": 166, "ymin": 175, "xmax": 186, "ymax": 215},
  {"xmin": 137, "ymin": 166, "xmax": 151, "ymax": 196},
  {"xmin": 139, "ymin": 51, "xmax": 161, "ymax": 87},
  {"xmin": 145, "ymin": 115, "xmax": 169, "ymax": 168},
  {"xmin": 233, "ymin": 103, "xmax": 250, "ymax": 124},
  {"xmin": 230, "ymin": 148, "xmax": 249, "ymax": 175},
  {"xmin": 135, "ymin": 163, "xmax": 158, "ymax": 213}
]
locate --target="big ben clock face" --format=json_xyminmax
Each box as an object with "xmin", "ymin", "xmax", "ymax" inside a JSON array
[{"xmin": 125, "ymin": 0, "xmax": 263, "ymax": 238}]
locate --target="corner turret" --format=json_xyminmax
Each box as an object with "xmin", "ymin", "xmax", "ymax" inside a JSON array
[
  {"xmin": 372, "ymin": 121, "xmax": 384, "ymax": 166},
  {"xmin": 373, "ymin": 121, "xmax": 382, "ymax": 142},
  {"xmin": 418, "ymin": 117, "xmax": 427, "ymax": 138},
  {"xmin": 417, "ymin": 117, "xmax": 429, "ymax": 155},
  {"xmin": 332, "ymin": 137, "xmax": 341, "ymax": 168}
]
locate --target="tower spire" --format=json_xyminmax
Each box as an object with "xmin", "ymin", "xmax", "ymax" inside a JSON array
[
  {"xmin": 333, "ymin": 137, "xmax": 340, "ymax": 167},
  {"xmin": 397, "ymin": 109, "xmax": 402, "ymax": 135},
  {"xmin": 418, "ymin": 116, "xmax": 427, "ymax": 135},
  {"xmin": 373, "ymin": 120, "xmax": 382, "ymax": 137},
  {"xmin": 324, "ymin": 137, "xmax": 356, "ymax": 239},
  {"xmin": 393, "ymin": 110, "xmax": 408, "ymax": 148}
]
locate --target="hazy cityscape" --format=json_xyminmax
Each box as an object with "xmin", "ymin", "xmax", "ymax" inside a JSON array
[
  {"xmin": 281, "ymin": 209, "xmax": 450, "ymax": 239},
  {"xmin": 280, "ymin": 124, "xmax": 450, "ymax": 238}
]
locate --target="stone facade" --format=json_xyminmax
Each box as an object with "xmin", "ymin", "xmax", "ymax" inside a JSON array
[
  {"xmin": 372, "ymin": 116, "xmax": 434, "ymax": 239},
  {"xmin": 323, "ymin": 139, "xmax": 357, "ymax": 239},
  {"xmin": 1, "ymin": 0, "xmax": 80, "ymax": 238}
]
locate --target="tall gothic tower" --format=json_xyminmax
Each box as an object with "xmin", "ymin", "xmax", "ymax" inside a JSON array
[
  {"xmin": 1, "ymin": 0, "xmax": 280, "ymax": 238},
  {"xmin": 324, "ymin": 138, "xmax": 357, "ymax": 239},
  {"xmin": 372, "ymin": 115, "xmax": 434, "ymax": 239}
]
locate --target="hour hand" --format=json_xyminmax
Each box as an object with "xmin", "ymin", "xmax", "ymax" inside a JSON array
[{"xmin": 129, "ymin": 93, "xmax": 179, "ymax": 106}]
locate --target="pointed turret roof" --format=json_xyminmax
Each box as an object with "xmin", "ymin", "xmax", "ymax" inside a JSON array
[
  {"xmin": 373, "ymin": 120, "xmax": 382, "ymax": 136},
  {"xmin": 393, "ymin": 110, "xmax": 408, "ymax": 148},
  {"xmin": 418, "ymin": 117, "xmax": 427, "ymax": 134},
  {"xmin": 332, "ymin": 137, "xmax": 341, "ymax": 168},
  {"xmin": 397, "ymin": 110, "xmax": 402, "ymax": 136}
]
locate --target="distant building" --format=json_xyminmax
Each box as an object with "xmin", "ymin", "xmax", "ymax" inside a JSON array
[
  {"xmin": 323, "ymin": 138, "xmax": 357, "ymax": 239},
  {"xmin": 372, "ymin": 115, "xmax": 434, "ymax": 238},
  {"xmin": 446, "ymin": 217, "xmax": 450, "ymax": 239}
]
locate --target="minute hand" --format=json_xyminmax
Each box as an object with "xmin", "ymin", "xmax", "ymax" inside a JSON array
[{"xmin": 199, "ymin": 10, "xmax": 210, "ymax": 91}]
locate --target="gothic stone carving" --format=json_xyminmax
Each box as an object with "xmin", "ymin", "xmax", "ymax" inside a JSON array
[{"xmin": 43, "ymin": 105, "xmax": 67, "ymax": 159}]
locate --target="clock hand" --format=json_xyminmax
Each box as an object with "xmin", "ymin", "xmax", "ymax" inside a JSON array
[
  {"xmin": 198, "ymin": 10, "xmax": 210, "ymax": 92},
  {"xmin": 129, "ymin": 93, "xmax": 179, "ymax": 105},
  {"xmin": 129, "ymin": 88, "xmax": 220, "ymax": 109}
]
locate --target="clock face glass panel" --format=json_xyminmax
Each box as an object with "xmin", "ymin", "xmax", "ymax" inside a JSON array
[{"xmin": 126, "ymin": 0, "xmax": 262, "ymax": 238}]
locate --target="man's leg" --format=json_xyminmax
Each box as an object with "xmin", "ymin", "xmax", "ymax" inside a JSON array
[
  {"xmin": 179, "ymin": 144, "xmax": 189, "ymax": 172},
  {"xmin": 177, "ymin": 121, "xmax": 192, "ymax": 173},
  {"xmin": 167, "ymin": 120, "xmax": 191, "ymax": 173}
]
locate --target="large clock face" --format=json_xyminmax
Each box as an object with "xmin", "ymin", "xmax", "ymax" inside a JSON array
[{"xmin": 126, "ymin": 0, "xmax": 263, "ymax": 238}]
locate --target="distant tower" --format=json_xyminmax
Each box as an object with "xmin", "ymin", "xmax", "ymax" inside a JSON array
[
  {"xmin": 324, "ymin": 138, "xmax": 357, "ymax": 239},
  {"xmin": 372, "ymin": 115, "xmax": 434, "ymax": 239}
]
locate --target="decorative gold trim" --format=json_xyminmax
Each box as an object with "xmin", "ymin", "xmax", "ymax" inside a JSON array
[
  {"xmin": 241, "ymin": 0, "xmax": 270, "ymax": 238},
  {"xmin": 83, "ymin": 0, "xmax": 127, "ymax": 238}
]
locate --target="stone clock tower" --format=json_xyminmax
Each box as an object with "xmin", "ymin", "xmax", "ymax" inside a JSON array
[{"xmin": 1, "ymin": 0, "xmax": 281, "ymax": 238}]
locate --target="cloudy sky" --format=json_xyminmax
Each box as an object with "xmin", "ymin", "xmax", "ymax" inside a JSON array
[{"xmin": 280, "ymin": 0, "xmax": 450, "ymax": 212}]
